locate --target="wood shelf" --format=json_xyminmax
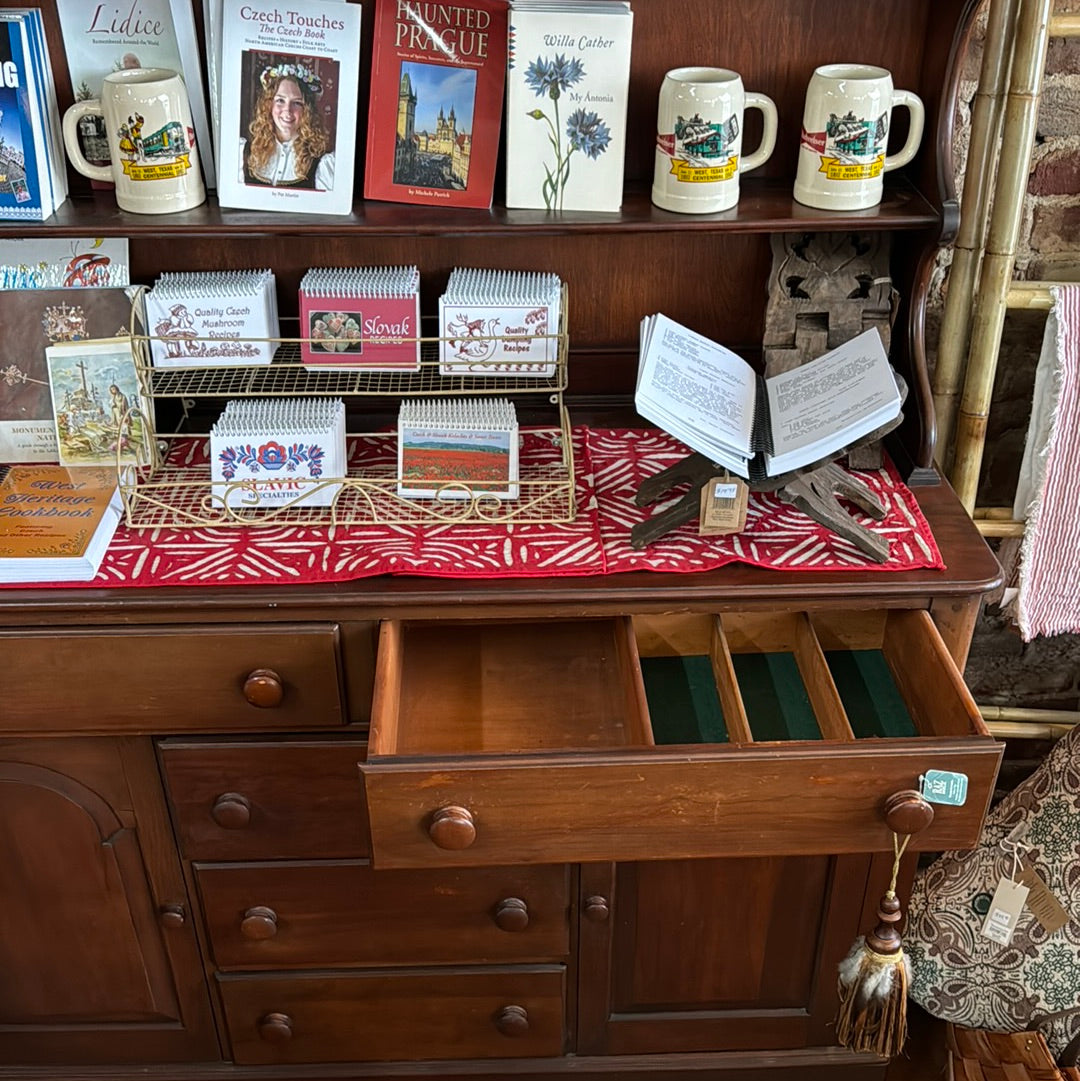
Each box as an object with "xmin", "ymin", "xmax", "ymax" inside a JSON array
[{"xmin": 5, "ymin": 178, "xmax": 939, "ymax": 240}]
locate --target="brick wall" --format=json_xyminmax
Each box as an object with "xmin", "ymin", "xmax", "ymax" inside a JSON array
[{"xmin": 931, "ymin": 0, "xmax": 1080, "ymax": 706}]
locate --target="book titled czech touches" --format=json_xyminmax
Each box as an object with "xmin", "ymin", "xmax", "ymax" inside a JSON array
[
  {"xmin": 364, "ymin": 0, "xmax": 509, "ymax": 209},
  {"xmin": 216, "ymin": 0, "xmax": 361, "ymax": 215},
  {"xmin": 505, "ymin": 0, "xmax": 633, "ymax": 211},
  {"xmin": 0, "ymin": 464, "xmax": 121, "ymax": 583}
]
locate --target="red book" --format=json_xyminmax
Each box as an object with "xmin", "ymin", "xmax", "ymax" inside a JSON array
[{"xmin": 363, "ymin": 0, "xmax": 508, "ymax": 209}]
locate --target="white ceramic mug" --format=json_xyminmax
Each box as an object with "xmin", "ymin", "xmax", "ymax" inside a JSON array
[
  {"xmin": 62, "ymin": 68, "xmax": 206, "ymax": 215},
  {"xmin": 794, "ymin": 64, "xmax": 925, "ymax": 211},
  {"xmin": 652, "ymin": 67, "xmax": 778, "ymax": 214}
]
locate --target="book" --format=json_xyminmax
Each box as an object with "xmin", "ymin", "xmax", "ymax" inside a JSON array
[
  {"xmin": 0, "ymin": 464, "xmax": 121, "ymax": 582},
  {"xmin": 0, "ymin": 237, "xmax": 129, "ymax": 289},
  {"xmin": 0, "ymin": 286, "xmax": 141, "ymax": 463},
  {"xmin": 300, "ymin": 265, "xmax": 420, "ymax": 371},
  {"xmin": 145, "ymin": 268, "xmax": 279, "ymax": 367},
  {"xmin": 364, "ymin": 0, "xmax": 509, "ymax": 209},
  {"xmin": 46, "ymin": 338, "xmax": 155, "ymax": 468},
  {"xmin": 215, "ymin": 0, "xmax": 361, "ymax": 215},
  {"xmin": 504, "ymin": 0, "xmax": 633, "ymax": 211},
  {"xmin": 210, "ymin": 397, "xmax": 346, "ymax": 509},
  {"xmin": 55, "ymin": 0, "xmax": 215, "ymax": 189},
  {"xmin": 635, "ymin": 316, "xmax": 902, "ymax": 481},
  {"xmin": 398, "ymin": 397, "xmax": 518, "ymax": 499},
  {"xmin": 439, "ymin": 266, "xmax": 561, "ymax": 376},
  {"xmin": 0, "ymin": 12, "xmax": 61, "ymax": 221}
]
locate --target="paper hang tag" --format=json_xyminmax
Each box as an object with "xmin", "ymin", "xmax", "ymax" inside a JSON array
[
  {"xmin": 1019, "ymin": 858, "xmax": 1072, "ymax": 934},
  {"xmin": 981, "ymin": 877, "xmax": 1030, "ymax": 945},
  {"xmin": 920, "ymin": 769, "xmax": 969, "ymax": 806},
  {"xmin": 699, "ymin": 477, "xmax": 748, "ymax": 536}
]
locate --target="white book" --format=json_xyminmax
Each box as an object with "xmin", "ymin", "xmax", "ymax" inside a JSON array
[
  {"xmin": 505, "ymin": 0, "xmax": 633, "ymax": 211},
  {"xmin": 54, "ymin": 0, "xmax": 214, "ymax": 190},
  {"xmin": 216, "ymin": 0, "xmax": 361, "ymax": 215},
  {"xmin": 635, "ymin": 316, "xmax": 902, "ymax": 481}
]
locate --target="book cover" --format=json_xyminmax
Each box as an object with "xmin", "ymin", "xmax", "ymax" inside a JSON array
[
  {"xmin": 216, "ymin": 0, "xmax": 361, "ymax": 215},
  {"xmin": 46, "ymin": 338, "xmax": 154, "ymax": 468},
  {"xmin": 505, "ymin": 1, "xmax": 633, "ymax": 211},
  {"xmin": 364, "ymin": 0, "xmax": 509, "ymax": 209},
  {"xmin": 55, "ymin": 0, "xmax": 214, "ymax": 189},
  {"xmin": 0, "ymin": 18, "xmax": 46, "ymax": 220},
  {"xmin": 0, "ymin": 287, "xmax": 140, "ymax": 463},
  {"xmin": 0, "ymin": 237, "xmax": 129, "ymax": 289},
  {"xmin": 0, "ymin": 464, "xmax": 121, "ymax": 582}
]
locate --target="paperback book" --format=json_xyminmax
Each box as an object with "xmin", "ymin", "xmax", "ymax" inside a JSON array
[
  {"xmin": 299, "ymin": 265, "xmax": 420, "ymax": 371},
  {"xmin": 210, "ymin": 397, "xmax": 346, "ymax": 509},
  {"xmin": 216, "ymin": 0, "xmax": 362, "ymax": 215},
  {"xmin": 0, "ymin": 237, "xmax": 129, "ymax": 289},
  {"xmin": 0, "ymin": 464, "xmax": 121, "ymax": 583},
  {"xmin": 55, "ymin": 0, "xmax": 215, "ymax": 188},
  {"xmin": 0, "ymin": 10, "xmax": 67, "ymax": 220},
  {"xmin": 0, "ymin": 286, "xmax": 141, "ymax": 464},
  {"xmin": 505, "ymin": 0, "xmax": 633, "ymax": 211},
  {"xmin": 635, "ymin": 316, "xmax": 902, "ymax": 481},
  {"xmin": 439, "ymin": 266, "xmax": 561, "ymax": 376},
  {"xmin": 364, "ymin": 0, "xmax": 509, "ymax": 209},
  {"xmin": 398, "ymin": 396, "xmax": 518, "ymax": 499},
  {"xmin": 46, "ymin": 338, "xmax": 155, "ymax": 468},
  {"xmin": 145, "ymin": 268, "xmax": 279, "ymax": 367}
]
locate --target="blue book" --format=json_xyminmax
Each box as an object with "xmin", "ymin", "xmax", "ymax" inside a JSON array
[{"xmin": 0, "ymin": 15, "xmax": 48, "ymax": 220}]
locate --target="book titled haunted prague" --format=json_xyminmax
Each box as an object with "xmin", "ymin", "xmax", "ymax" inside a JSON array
[{"xmin": 364, "ymin": 0, "xmax": 509, "ymax": 209}]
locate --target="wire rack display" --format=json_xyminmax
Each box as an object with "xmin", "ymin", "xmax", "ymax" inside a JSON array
[{"xmin": 118, "ymin": 285, "xmax": 576, "ymax": 528}]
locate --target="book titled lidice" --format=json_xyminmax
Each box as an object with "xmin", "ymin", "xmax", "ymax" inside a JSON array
[
  {"xmin": 439, "ymin": 267, "xmax": 561, "ymax": 376},
  {"xmin": 398, "ymin": 397, "xmax": 518, "ymax": 499},
  {"xmin": 300, "ymin": 265, "xmax": 420, "ymax": 371},
  {"xmin": 210, "ymin": 397, "xmax": 346, "ymax": 509},
  {"xmin": 0, "ymin": 464, "xmax": 121, "ymax": 583},
  {"xmin": 635, "ymin": 316, "xmax": 902, "ymax": 482}
]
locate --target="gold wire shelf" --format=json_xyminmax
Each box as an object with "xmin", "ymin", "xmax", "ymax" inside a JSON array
[
  {"xmin": 118, "ymin": 403, "xmax": 576, "ymax": 529},
  {"xmin": 119, "ymin": 282, "xmax": 575, "ymax": 528}
]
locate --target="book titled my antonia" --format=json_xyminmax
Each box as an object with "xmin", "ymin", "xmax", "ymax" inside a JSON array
[{"xmin": 505, "ymin": 1, "xmax": 633, "ymax": 212}]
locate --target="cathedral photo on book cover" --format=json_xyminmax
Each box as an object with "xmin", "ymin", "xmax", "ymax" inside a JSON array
[{"xmin": 393, "ymin": 61, "xmax": 476, "ymax": 191}]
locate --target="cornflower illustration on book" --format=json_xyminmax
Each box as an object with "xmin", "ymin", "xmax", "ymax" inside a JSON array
[{"xmin": 524, "ymin": 53, "xmax": 611, "ymax": 210}]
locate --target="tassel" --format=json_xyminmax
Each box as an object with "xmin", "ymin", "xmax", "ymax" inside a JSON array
[{"xmin": 835, "ymin": 830, "xmax": 914, "ymax": 1058}]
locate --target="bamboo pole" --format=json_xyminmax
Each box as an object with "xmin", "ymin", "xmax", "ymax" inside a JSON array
[
  {"xmin": 933, "ymin": 0, "xmax": 1021, "ymax": 468},
  {"xmin": 950, "ymin": 0, "xmax": 1053, "ymax": 512},
  {"xmin": 986, "ymin": 720, "xmax": 1076, "ymax": 739},
  {"xmin": 1006, "ymin": 282, "xmax": 1069, "ymax": 310},
  {"xmin": 974, "ymin": 506, "xmax": 1017, "ymax": 518},
  {"xmin": 1049, "ymin": 12, "xmax": 1080, "ymax": 35},
  {"xmin": 976, "ymin": 518, "xmax": 1025, "ymax": 536},
  {"xmin": 981, "ymin": 705, "xmax": 1080, "ymax": 724}
]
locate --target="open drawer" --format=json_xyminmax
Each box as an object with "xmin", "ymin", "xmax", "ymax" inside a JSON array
[{"xmin": 359, "ymin": 611, "xmax": 1002, "ymax": 868}]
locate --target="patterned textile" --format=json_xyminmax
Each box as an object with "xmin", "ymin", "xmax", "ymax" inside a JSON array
[
  {"xmin": 1013, "ymin": 285, "xmax": 1080, "ymax": 640},
  {"xmin": 907, "ymin": 724, "xmax": 1080, "ymax": 1059},
  {"xmin": 0, "ymin": 428, "xmax": 943, "ymax": 589}
]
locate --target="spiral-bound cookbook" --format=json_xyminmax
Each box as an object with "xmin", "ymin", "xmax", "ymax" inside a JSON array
[{"xmin": 299, "ymin": 265, "xmax": 420, "ymax": 371}]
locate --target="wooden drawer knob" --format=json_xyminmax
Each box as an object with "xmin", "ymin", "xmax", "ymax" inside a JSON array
[
  {"xmin": 243, "ymin": 668, "xmax": 284, "ymax": 708},
  {"xmin": 159, "ymin": 903, "xmax": 186, "ymax": 928},
  {"xmin": 257, "ymin": 1012, "xmax": 293, "ymax": 1044},
  {"xmin": 240, "ymin": 906, "xmax": 279, "ymax": 940},
  {"xmin": 493, "ymin": 897, "xmax": 529, "ymax": 932},
  {"xmin": 883, "ymin": 789, "xmax": 935, "ymax": 835},
  {"xmin": 428, "ymin": 805, "xmax": 476, "ymax": 850},
  {"xmin": 211, "ymin": 792, "xmax": 251, "ymax": 829},
  {"xmin": 583, "ymin": 895, "xmax": 610, "ymax": 922},
  {"xmin": 494, "ymin": 1005, "xmax": 529, "ymax": 1037}
]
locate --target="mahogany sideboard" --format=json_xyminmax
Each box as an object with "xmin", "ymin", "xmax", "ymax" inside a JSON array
[{"xmin": 0, "ymin": 0, "xmax": 1000, "ymax": 1076}]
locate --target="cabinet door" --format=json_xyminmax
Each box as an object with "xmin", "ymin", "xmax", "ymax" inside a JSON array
[
  {"xmin": 577, "ymin": 855, "xmax": 871, "ymax": 1054},
  {"xmin": 0, "ymin": 738, "xmax": 218, "ymax": 1064}
]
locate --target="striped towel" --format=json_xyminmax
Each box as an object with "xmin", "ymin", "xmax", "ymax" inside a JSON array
[{"xmin": 1013, "ymin": 284, "xmax": 1080, "ymax": 640}]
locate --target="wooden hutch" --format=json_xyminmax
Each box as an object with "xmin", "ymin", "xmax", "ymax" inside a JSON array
[{"xmin": 0, "ymin": 0, "xmax": 1002, "ymax": 1078}]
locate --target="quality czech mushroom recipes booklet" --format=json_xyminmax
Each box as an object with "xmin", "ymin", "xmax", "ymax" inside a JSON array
[{"xmin": 216, "ymin": 0, "xmax": 361, "ymax": 215}]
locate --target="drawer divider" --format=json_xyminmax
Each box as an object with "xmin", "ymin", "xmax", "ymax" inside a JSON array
[
  {"xmin": 709, "ymin": 616, "xmax": 754, "ymax": 745},
  {"xmin": 793, "ymin": 615, "xmax": 856, "ymax": 742}
]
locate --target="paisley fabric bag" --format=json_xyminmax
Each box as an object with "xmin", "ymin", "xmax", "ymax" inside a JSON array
[{"xmin": 907, "ymin": 723, "xmax": 1080, "ymax": 1060}]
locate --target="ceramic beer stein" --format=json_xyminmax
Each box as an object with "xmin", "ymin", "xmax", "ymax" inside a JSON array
[
  {"xmin": 62, "ymin": 68, "xmax": 206, "ymax": 215},
  {"xmin": 794, "ymin": 64, "xmax": 924, "ymax": 211},
  {"xmin": 652, "ymin": 67, "xmax": 778, "ymax": 214}
]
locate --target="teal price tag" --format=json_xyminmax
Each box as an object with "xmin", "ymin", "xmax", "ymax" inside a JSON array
[{"xmin": 920, "ymin": 769, "xmax": 968, "ymax": 806}]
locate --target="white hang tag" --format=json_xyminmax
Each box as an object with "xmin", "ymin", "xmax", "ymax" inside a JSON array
[{"xmin": 980, "ymin": 877, "xmax": 1030, "ymax": 945}]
